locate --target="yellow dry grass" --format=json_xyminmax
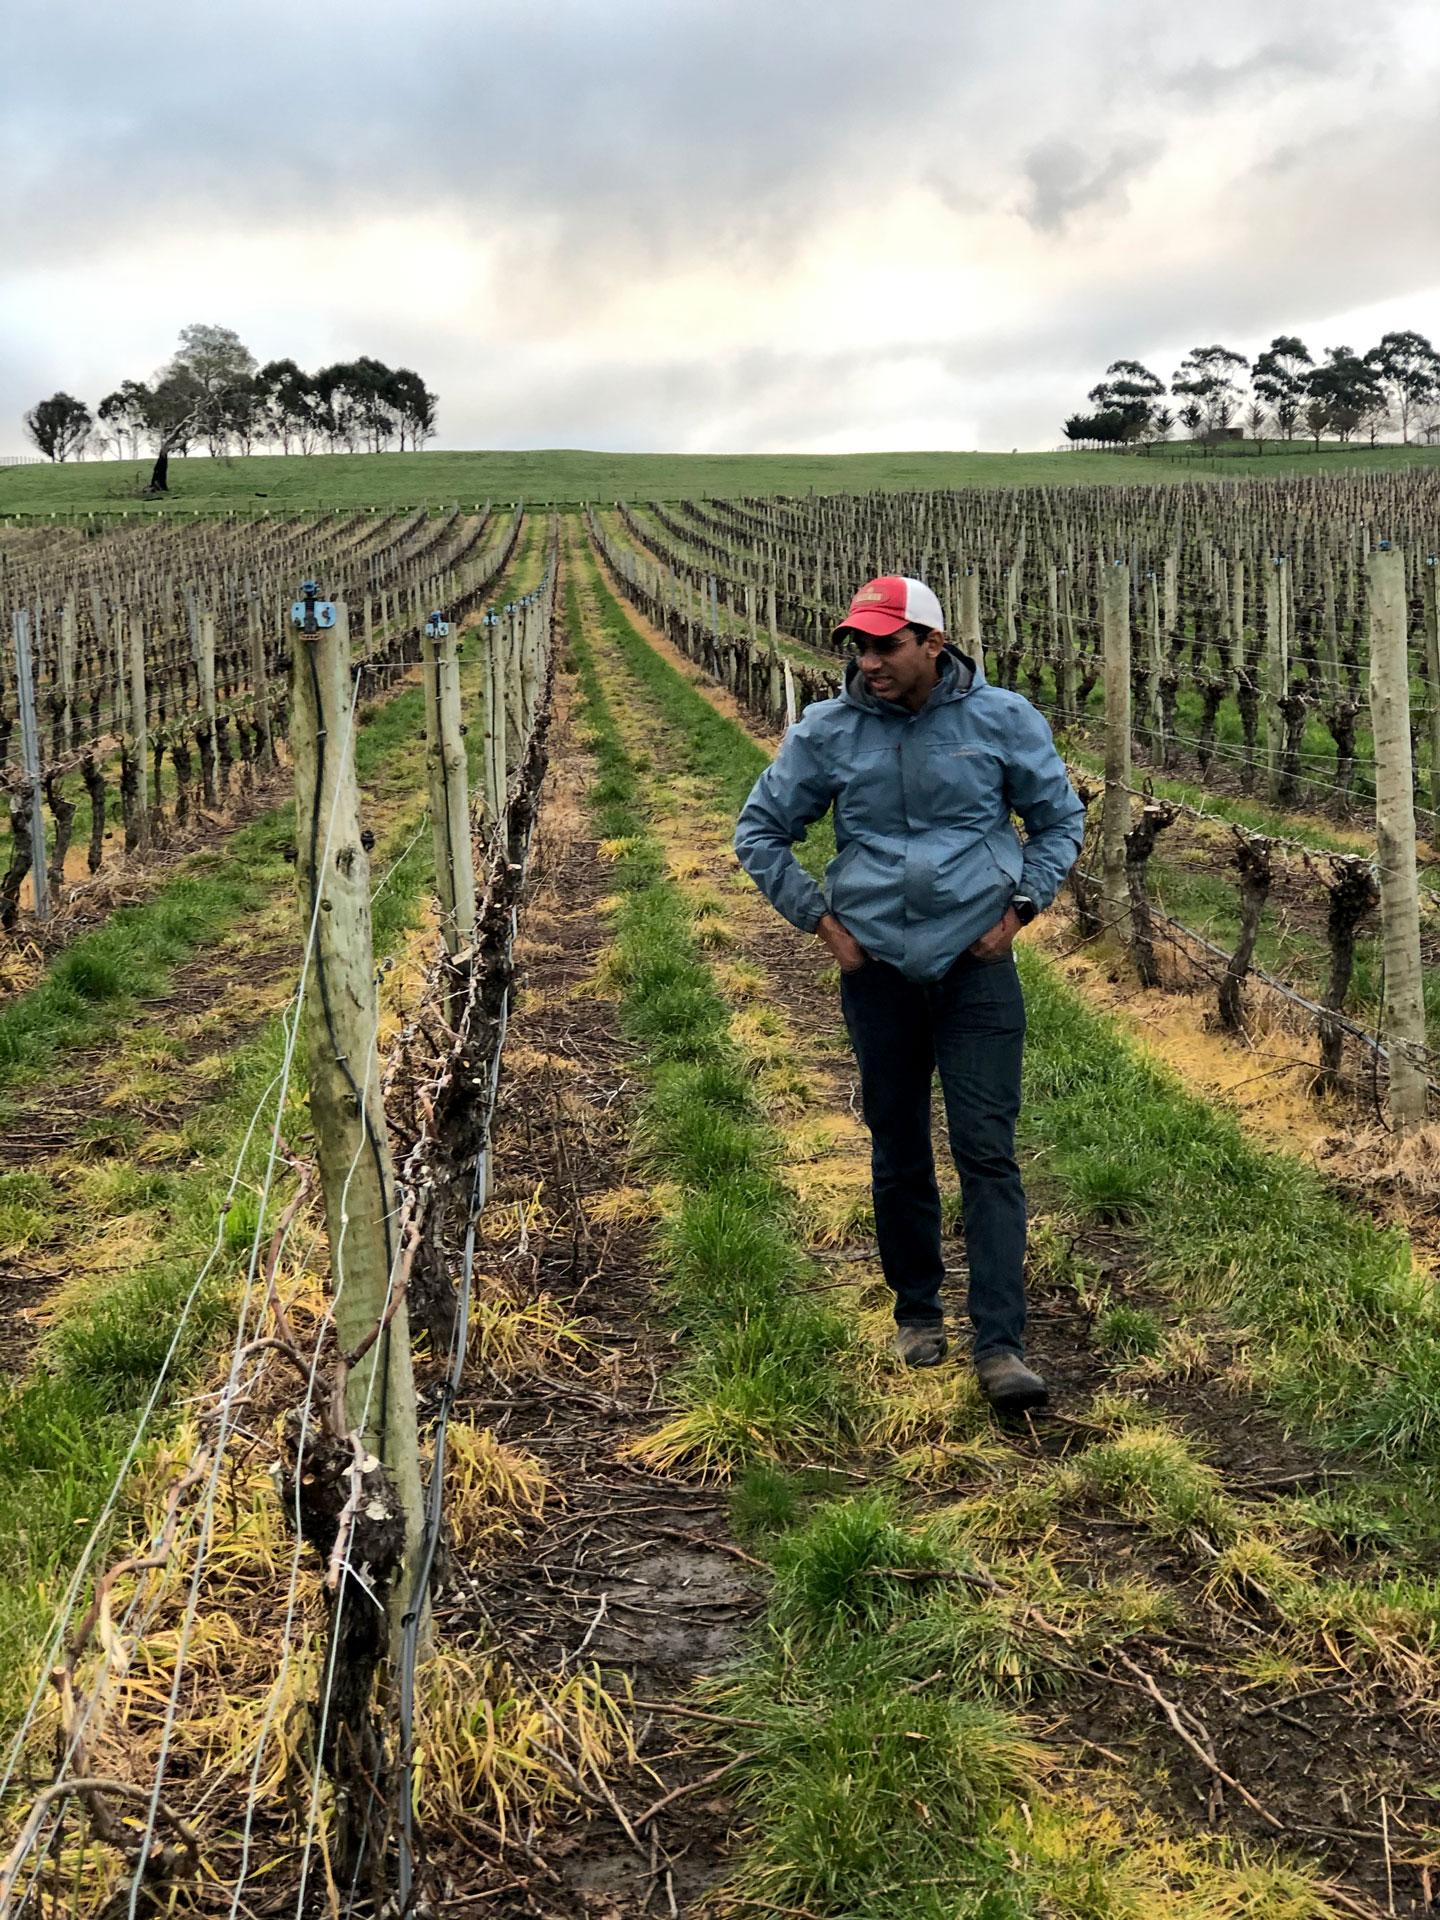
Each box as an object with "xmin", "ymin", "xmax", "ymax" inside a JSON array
[
  {"xmin": 503, "ymin": 1044, "xmax": 580, "ymax": 1078},
  {"xmin": 587, "ymin": 1184, "xmax": 661, "ymax": 1226},
  {"xmin": 466, "ymin": 1289, "xmax": 592, "ymax": 1378},
  {"xmin": 415, "ymin": 1649, "xmax": 634, "ymax": 1841},
  {"xmin": 1005, "ymin": 1790, "xmax": 1339, "ymax": 1917},
  {"xmin": 443, "ymin": 1424, "xmax": 552, "ymax": 1550},
  {"xmin": 781, "ymin": 1153, "xmax": 874, "ymax": 1247}
]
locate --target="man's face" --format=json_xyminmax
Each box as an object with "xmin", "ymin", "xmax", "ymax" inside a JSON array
[{"xmin": 853, "ymin": 623, "xmax": 945, "ymax": 705}]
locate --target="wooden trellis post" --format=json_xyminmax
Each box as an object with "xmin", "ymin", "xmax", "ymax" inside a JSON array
[
  {"xmin": 290, "ymin": 590, "xmax": 424, "ymax": 1617},
  {"xmin": 1422, "ymin": 555, "xmax": 1440, "ymax": 829},
  {"xmin": 12, "ymin": 612, "xmax": 49, "ymax": 922},
  {"xmin": 1367, "ymin": 543, "xmax": 1428, "ymax": 1132},
  {"xmin": 1057, "ymin": 565, "xmax": 1077, "ymax": 718},
  {"xmin": 960, "ymin": 567, "xmax": 982, "ymax": 670},
  {"xmin": 247, "ymin": 601, "xmax": 275, "ymax": 773},
  {"xmin": 58, "ymin": 599, "xmax": 76, "ymax": 756},
  {"xmin": 421, "ymin": 611, "xmax": 477, "ymax": 962},
  {"xmin": 1144, "ymin": 569, "xmax": 1164, "ymax": 757},
  {"xmin": 1100, "ymin": 561, "xmax": 1132, "ymax": 941},
  {"xmin": 127, "ymin": 609, "xmax": 151, "ymax": 854},
  {"xmin": 1264, "ymin": 556, "xmax": 1288, "ymax": 804},
  {"xmin": 482, "ymin": 617, "xmax": 508, "ymax": 825}
]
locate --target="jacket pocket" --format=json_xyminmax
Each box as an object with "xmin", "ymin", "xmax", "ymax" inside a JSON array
[{"xmin": 824, "ymin": 842, "xmax": 860, "ymax": 910}]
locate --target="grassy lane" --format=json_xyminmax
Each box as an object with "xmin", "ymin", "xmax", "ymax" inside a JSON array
[
  {"xmin": 576, "ymin": 524, "xmax": 1440, "ymax": 1916},
  {"xmin": 0, "ymin": 522, "xmax": 550, "ymax": 1735}
]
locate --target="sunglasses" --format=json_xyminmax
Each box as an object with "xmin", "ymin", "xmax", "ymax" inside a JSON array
[{"xmin": 849, "ymin": 626, "xmax": 926, "ymax": 658}]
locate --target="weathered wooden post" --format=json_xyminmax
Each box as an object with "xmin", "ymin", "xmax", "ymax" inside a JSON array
[
  {"xmin": 481, "ymin": 613, "xmax": 508, "ymax": 826},
  {"xmin": 247, "ymin": 600, "xmax": 275, "ymax": 773},
  {"xmin": 1100, "ymin": 561, "xmax": 1132, "ymax": 941},
  {"xmin": 1144, "ymin": 568, "xmax": 1164, "ymax": 757},
  {"xmin": 1367, "ymin": 543, "xmax": 1428, "ymax": 1132},
  {"xmin": 12, "ymin": 613, "xmax": 49, "ymax": 922},
  {"xmin": 197, "ymin": 612, "xmax": 219, "ymax": 808},
  {"xmin": 1057, "ymin": 564, "xmax": 1078, "ymax": 718},
  {"xmin": 289, "ymin": 582, "xmax": 424, "ymax": 1615},
  {"xmin": 1422, "ymin": 555, "xmax": 1440, "ymax": 830},
  {"xmin": 58, "ymin": 598, "xmax": 76, "ymax": 755},
  {"xmin": 960, "ymin": 566, "xmax": 982, "ymax": 670},
  {"xmin": 126, "ymin": 609, "xmax": 151, "ymax": 854},
  {"xmin": 1264, "ymin": 556, "xmax": 1288, "ymax": 804},
  {"xmin": 422, "ymin": 608, "xmax": 477, "ymax": 964}
]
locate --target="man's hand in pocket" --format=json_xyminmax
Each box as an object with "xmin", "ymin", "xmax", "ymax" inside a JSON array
[
  {"xmin": 967, "ymin": 906, "xmax": 1022, "ymax": 962},
  {"xmin": 817, "ymin": 912, "xmax": 869, "ymax": 973}
]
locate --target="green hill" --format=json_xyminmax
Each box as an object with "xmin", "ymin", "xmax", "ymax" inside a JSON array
[{"xmin": 5, "ymin": 442, "xmax": 1440, "ymax": 516}]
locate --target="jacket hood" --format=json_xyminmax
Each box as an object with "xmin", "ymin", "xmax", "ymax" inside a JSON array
[{"xmin": 841, "ymin": 642, "xmax": 982, "ymax": 715}]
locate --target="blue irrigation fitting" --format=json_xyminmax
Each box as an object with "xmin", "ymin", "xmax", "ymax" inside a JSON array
[{"xmin": 290, "ymin": 580, "xmax": 336, "ymax": 633}]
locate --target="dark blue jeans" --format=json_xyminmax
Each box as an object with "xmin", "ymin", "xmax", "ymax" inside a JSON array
[{"xmin": 839, "ymin": 951, "xmax": 1027, "ymax": 1358}]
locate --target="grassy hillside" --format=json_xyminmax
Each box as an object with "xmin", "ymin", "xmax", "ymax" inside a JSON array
[{"xmin": 5, "ymin": 441, "xmax": 1440, "ymax": 515}]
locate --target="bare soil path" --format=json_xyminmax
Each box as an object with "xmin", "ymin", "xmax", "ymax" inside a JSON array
[{"xmin": 430, "ymin": 601, "xmax": 758, "ymax": 1915}]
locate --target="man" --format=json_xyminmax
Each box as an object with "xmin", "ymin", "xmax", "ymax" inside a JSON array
[{"xmin": 734, "ymin": 575, "xmax": 1085, "ymax": 1413}]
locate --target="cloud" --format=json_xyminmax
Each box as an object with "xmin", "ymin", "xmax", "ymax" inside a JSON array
[
  {"xmin": 1160, "ymin": 40, "xmax": 1345, "ymax": 105},
  {"xmin": 1017, "ymin": 137, "xmax": 1165, "ymax": 234},
  {"xmin": 3, "ymin": 0, "xmax": 1440, "ymax": 453}
]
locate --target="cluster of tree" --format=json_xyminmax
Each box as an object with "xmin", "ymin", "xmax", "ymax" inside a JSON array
[
  {"xmin": 1062, "ymin": 331, "xmax": 1440, "ymax": 449},
  {"xmin": 22, "ymin": 326, "xmax": 439, "ymax": 478}
]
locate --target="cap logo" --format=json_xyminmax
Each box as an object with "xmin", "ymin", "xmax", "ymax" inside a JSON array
[{"xmin": 854, "ymin": 583, "xmax": 890, "ymax": 605}]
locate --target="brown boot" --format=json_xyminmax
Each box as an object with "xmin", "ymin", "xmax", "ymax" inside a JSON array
[
  {"xmin": 894, "ymin": 1323, "xmax": 949, "ymax": 1369},
  {"xmin": 976, "ymin": 1350, "xmax": 1048, "ymax": 1412}
]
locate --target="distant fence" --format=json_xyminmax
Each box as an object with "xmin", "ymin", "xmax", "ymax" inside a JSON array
[{"xmin": 0, "ymin": 457, "xmax": 44, "ymax": 469}]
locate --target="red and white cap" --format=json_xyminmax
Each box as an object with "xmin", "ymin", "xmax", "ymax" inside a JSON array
[{"xmin": 834, "ymin": 575, "xmax": 945, "ymax": 642}]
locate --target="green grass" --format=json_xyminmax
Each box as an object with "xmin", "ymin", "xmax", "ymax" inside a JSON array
[
  {"xmin": 1093, "ymin": 1302, "xmax": 1164, "ymax": 1359},
  {"xmin": 0, "ymin": 809, "xmax": 296, "ymax": 1091},
  {"xmin": 1020, "ymin": 955, "xmax": 1440, "ymax": 1500},
  {"xmin": 568, "ymin": 558, "xmax": 853, "ymax": 1477},
  {"xmin": 9, "ymin": 442, "xmax": 1440, "ymax": 517}
]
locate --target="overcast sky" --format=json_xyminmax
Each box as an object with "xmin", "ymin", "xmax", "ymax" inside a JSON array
[{"xmin": 5, "ymin": 0, "xmax": 1440, "ymax": 456}]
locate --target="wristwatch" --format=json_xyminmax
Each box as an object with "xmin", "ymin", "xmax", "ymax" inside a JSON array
[{"xmin": 1010, "ymin": 895, "xmax": 1039, "ymax": 927}]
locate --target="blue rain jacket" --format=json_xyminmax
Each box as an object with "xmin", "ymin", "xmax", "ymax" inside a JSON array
[{"xmin": 734, "ymin": 648, "xmax": 1086, "ymax": 982}]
